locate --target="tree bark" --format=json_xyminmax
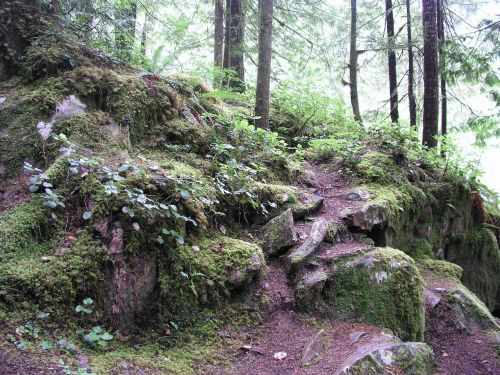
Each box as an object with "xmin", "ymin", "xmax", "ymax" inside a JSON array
[
  {"xmin": 255, "ymin": 0, "xmax": 273, "ymax": 129},
  {"xmin": 406, "ymin": 0, "xmax": 417, "ymax": 128},
  {"xmin": 349, "ymin": 0, "xmax": 362, "ymax": 123},
  {"xmin": 214, "ymin": 0, "xmax": 224, "ymax": 69},
  {"xmin": 385, "ymin": 0, "xmax": 399, "ymax": 123},
  {"xmin": 229, "ymin": 0, "xmax": 245, "ymax": 92},
  {"xmin": 437, "ymin": 0, "xmax": 447, "ymax": 137},
  {"xmin": 422, "ymin": 0, "xmax": 439, "ymax": 148},
  {"xmin": 223, "ymin": 0, "xmax": 231, "ymax": 69}
]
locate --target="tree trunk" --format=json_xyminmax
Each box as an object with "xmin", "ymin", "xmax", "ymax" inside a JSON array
[
  {"xmin": 349, "ymin": 0, "xmax": 362, "ymax": 123},
  {"xmin": 0, "ymin": 0, "xmax": 44, "ymax": 80},
  {"xmin": 255, "ymin": 0, "xmax": 273, "ymax": 129},
  {"xmin": 385, "ymin": 0, "xmax": 399, "ymax": 123},
  {"xmin": 223, "ymin": 0, "xmax": 231, "ymax": 69},
  {"xmin": 82, "ymin": 0, "xmax": 93, "ymax": 35},
  {"xmin": 422, "ymin": 0, "xmax": 439, "ymax": 148},
  {"xmin": 214, "ymin": 0, "xmax": 224, "ymax": 69},
  {"xmin": 406, "ymin": 0, "xmax": 417, "ymax": 128},
  {"xmin": 140, "ymin": 11, "xmax": 152, "ymax": 57},
  {"xmin": 229, "ymin": 0, "xmax": 245, "ymax": 92},
  {"xmin": 437, "ymin": 0, "xmax": 447, "ymax": 138},
  {"xmin": 115, "ymin": 1, "xmax": 137, "ymax": 60}
]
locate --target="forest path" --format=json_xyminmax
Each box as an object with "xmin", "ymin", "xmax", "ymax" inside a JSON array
[{"xmin": 220, "ymin": 163, "xmax": 380, "ymax": 375}]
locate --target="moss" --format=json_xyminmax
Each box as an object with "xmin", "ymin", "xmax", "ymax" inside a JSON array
[
  {"xmin": 324, "ymin": 247, "xmax": 425, "ymax": 341},
  {"xmin": 159, "ymin": 235, "xmax": 264, "ymax": 326},
  {"xmin": 0, "ymin": 229, "xmax": 107, "ymax": 316},
  {"xmin": 419, "ymin": 259, "xmax": 463, "ymax": 281},
  {"xmin": 0, "ymin": 78, "xmax": 66, "ymax": 180},
  {"xmin": 0, "ymin": 197, "xmax": 51, "ymax": 258},
  {"xmin": 447, "ymin": 227, "xmax": 500, "ymax": 311},
  {"xmin": 357, "ymin": 151, "xmax": 401, "ymax": 184},
  {"xmin": 406, "ymin": 238, "xmax": 434, "ymax": 260},
  {"xmin": 63, "ymin": 67, "xmax": 178, "ymax": 145}
]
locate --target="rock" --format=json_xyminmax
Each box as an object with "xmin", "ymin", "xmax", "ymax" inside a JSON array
[
  {"xmin": 324, "ymin": 222, "xmax": 340, "ymax": 243},
  {"xmin": 259, "ymin": 208, "xmax": 297, "ymax": 256},
  {"xmin": 301, "ymin": 329, "xmax": 325, "ymax": 366},
  {"xmin": 228, "ymin": 250, "xmax": 265, "ymax": 288},
  {"xmin": 336, "ymin": 341, "xmax": 434, "ymax": 375},
  {"xmin": 54, "ymin": 95, "xmax": 87, "ymax": 118},
  {"xmin": 348, "ymin": 204, "xmax": 389, "ymax": 232},
  {"xmin": 285, "ymin": 218, "xmax": 329, "ymax": 274},
  {"xmin": 323, "ymin": 248, "xmax": 425, "ymax": 341},
  {"xmin": 441, "ymin": 288, "xmax": 500, "ymax": 333},
  {"xmin": 349, "ymin": 331, "xmax": 368, "ymax": 344},
  {"xmin": 292, "ymin": 193, "xmax": 324, "ymax": 220},
  {"xmin": 295, "ymin": 268, "xmax": 329, "ymax": 311},
  {"xmin": 424, "ymin": 289, "xmax": 441, "ymax": 308},
  {"xmin": 345, "ymin": 190, "xmax": 372, "ymax": 201}
]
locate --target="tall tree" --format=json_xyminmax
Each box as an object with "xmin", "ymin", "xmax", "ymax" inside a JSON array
[
  {"xmin": 406, "ymin": 0, "xmax": 417, "ymax": 128},
  {"xmin": 214, "ymin": 0, "xmax": 224, "ymax": 69},
  {"xmin": 385, "ymin": 0, "xmax": 399, "ymax": 123},
  {"xmin": 349, "ymin": 0, "xmax": 362, "ymax": 123},
  {"xmin": 140, "ymin": 12, "xmax": 151, "ymax": 57},
  {"xmin": 223, "ymin": 0, "xmax": 231, "ymax": 69},
  {"xmin": 422, "ymin": 0, "xmax": 439, "ymax": 147},
  {"xmin": 437, "ymin": 0, "xmax": 447, "ymax": 137},
  {"xmin": 115, "ymin": 0, "xmax": 137, "ymax": 60},
  {"xmin": 255, "ymin": 0, "xmax": 273, "ymax": 128},
  {"xmin": 228, "ymin": 0, "xmax": 245, "ymax": 91}
]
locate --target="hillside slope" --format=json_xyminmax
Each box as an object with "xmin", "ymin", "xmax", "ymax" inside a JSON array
[{"xmin": 0, "ymin": 32, "xmax": 499, "ymax": 374}]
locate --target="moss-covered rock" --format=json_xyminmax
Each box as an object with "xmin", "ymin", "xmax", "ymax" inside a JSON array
[
  {"xmin": 323, "ymin": 247, "xmax": 425, "ymax": 341},
  {"xmin": 337, "ymin": 341, "xmax": 434, "ymax": 375},
  {"xmin": 159, "ymin": 235, "xmax": 265, "ymax": 325}
]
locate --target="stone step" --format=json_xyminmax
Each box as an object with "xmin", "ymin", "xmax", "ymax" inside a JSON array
[{"xmin": 284, "ymin": 218, "xmax": 329, "ymax": 274}]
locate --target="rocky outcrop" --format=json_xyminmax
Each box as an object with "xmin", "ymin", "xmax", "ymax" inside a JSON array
[{"xmin": 346, "ymin": 183, "xmax": 500, "ymax": 313}]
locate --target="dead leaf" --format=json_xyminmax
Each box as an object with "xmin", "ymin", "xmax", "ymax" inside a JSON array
[
  {"xmin": 273, "ymin": 351, "xmax": 287, "ymax": 360},
  {"xmin": 192, "ymin": 245, "xmax": 200, "ymax": 252},
  {"xmin": 132, "ymin": 222, "xmax": 140, "ymax": 231},
  {"xmin": 220, "ymin": 225, "xmax": 226, "ymax": 234}
]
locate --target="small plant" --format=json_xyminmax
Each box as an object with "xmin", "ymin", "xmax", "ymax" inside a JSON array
[
  {"xmin": 75, "ymin": 298, "xmax": 94, "ymax": 314},
  {"xmin": 58, "ymin": 360, "xmax": 96, "ymax": 375},
  {"xmin": 78, "ymin": 325, "xmax": 114, "ymax": 349}
]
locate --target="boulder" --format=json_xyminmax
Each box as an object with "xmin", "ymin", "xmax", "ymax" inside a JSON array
[
  {"xmin": 440, "ymin": 287, "xmax": 500, "ymax": 333},
  {"xmin": 292, "ymin": 193, "xmax": 324, "ymax": 220},
  {"xmin": 323, "ymin": 248, "xmax": 425, "ymax": 341},
  {"xmin": 295, "ymin": 268, "xmax": 329, "ymax": 312},
  {"xmin": 259, "ymin": 208, "xmax": 297, "ymax": 256},
  {"xmin": 348, "ymin": 204, "xmax": 389, "ymax": 232},
  {"xmin": 285, "ymin": 218, "xmax": 329, "ymax": 274},
  {"xmin": 336, "ymin": 340, "xmax": 434, "ymax": 375}
]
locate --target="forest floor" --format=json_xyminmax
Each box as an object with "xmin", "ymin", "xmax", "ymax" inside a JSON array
[{"xmin": 0, "ymin": 163, "xmax": 499, "ymax": 374}]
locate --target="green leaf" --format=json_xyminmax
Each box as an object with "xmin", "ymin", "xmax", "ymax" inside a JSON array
[
  {"xmin": 180, "ymin": 189, "xmax": 190, "ymax": 199},
  {"xmin": 83, "ymin": 298, "xmax": 94, "ymax": 305},
  {"xmin": 100, "ymin": 332, "xmax": 113, "ymax": 341},
  {"xmin": 82, "ymin": 211, "xmax": 92, "ymax": 220}
]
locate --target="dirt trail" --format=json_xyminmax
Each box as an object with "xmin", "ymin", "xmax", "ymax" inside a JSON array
[
  {"xmin": 224, "ymin": 163, "xmax": 500, "ymax": 375},
  {"xmin": 223, "ymin": 163, "xmax": 378, "ymax": 374}
]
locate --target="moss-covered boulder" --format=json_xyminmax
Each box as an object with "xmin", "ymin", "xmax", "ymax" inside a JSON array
[
  {"xmin": 159, "ymin": 235, "xmax": 265, "ymax": 325},
  {"xmin": 323, "ymin": 248, "xmax": 425, "ymax": 341},
  {"xmin": 259, "ymin": 208, "xmax": 296, "ymax": 256},
  {"xmin": 337, "ymin": 341, "xmax": 434, "ymax": 375}
]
